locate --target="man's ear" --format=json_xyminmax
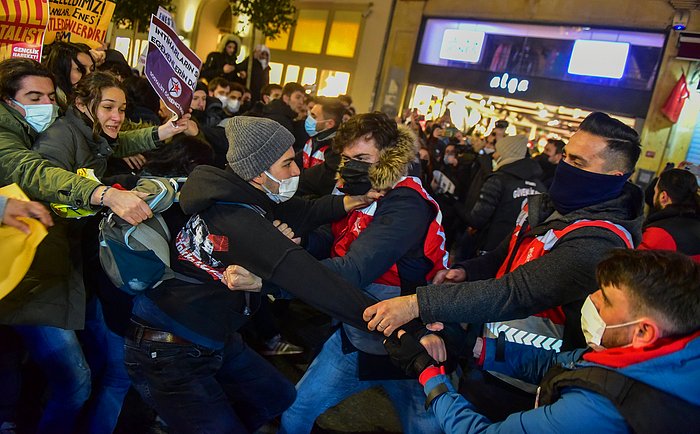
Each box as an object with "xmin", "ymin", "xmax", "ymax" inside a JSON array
[
  {"xmin": 282, "ymin": 94, "xmax": 290, "ymax": 105},
  {"xmin": 632, "ymin": 319, "xmax": 661, "ymax": 348},
  {"xmin": 250, "ymin": 172, "xmax": 266, "ymax": 186},
  {"xmin": 327, "ymin": 119, "xmax": 336, "ymax": 130}
]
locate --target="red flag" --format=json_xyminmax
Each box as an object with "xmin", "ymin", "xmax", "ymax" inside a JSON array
[{"xmin": 661, "ymin": 74, "xmax": 690, "ymax": 123}]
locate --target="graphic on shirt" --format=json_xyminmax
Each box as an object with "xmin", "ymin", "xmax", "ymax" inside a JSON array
[{"xmin": 176, "ymin": 214, "xmax": 225, "ymax": 279}]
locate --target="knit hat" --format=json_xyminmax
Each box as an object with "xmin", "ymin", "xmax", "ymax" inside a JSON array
[
  {"xmin": 224, "ymin": 116, "xmax": 295, "ymax": 180},
  {"xmin": 495, "ymin": 134, "xmax": 528, "ymax": 170}
]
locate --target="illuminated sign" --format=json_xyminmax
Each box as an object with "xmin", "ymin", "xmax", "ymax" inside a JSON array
[
  {"xmin": 439, "ymin": 29, "xmax": 485, "ymax": 63},
  {"xmin": 489, "ymin": 73, "xmax": 529, "ymax": 94},
  {"xmin": 568, "ymin": 40, "xmax": 630, "ymax": 79}
]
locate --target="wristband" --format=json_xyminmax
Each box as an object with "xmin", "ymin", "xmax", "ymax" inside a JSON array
[
  {"xmin": 424, "ymin": 383, "xmax": 449, "ymax": 410},
  {"xmin": 99, "ymin": 186, "xmax": 112, "ymax": 207},
  {"xmin": 418, "ymin": 365, "xmax": 446, "ymax": 386}
]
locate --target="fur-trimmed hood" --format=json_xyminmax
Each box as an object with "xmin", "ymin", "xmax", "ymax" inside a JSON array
[
  {"xmin": 337, "ymin": 125, "xmax": 419, "ymax": 191},
  {"xmin": 217, "ymin": 34, "xmax": 242, "ymax": 56}
]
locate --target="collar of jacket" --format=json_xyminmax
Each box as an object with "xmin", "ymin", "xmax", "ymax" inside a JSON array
[
  {"xmin": 526, "ymin": 182, "xmax": 644, "ymax": 244},
  {"xmin": 644, "ymin": 205, "xmax": 700, "ymax": 227},
  {"xmin": 65, "ymin": 105, "xmax": 114, "ymax": 158},
  {"xmin": 0, "ymin": 101, "xmax": 38, "ymax": 142},
  {"xmin": 336, "ymin": 125, "xmax": 419, "ymax": 191}
]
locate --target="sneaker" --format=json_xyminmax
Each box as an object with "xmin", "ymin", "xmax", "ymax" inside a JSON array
[{"xmin": 261, "ymin": 334, "xmax": 304, "ymax": 356}]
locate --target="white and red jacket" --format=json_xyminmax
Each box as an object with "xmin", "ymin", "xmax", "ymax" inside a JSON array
[{"xmin": 331, "ymin": 176, "xmax": 449, "ymax": 287}]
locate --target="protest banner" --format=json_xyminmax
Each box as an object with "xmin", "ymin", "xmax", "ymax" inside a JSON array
[
  {"xmin": 45, "ymin": 0, "xmax": 115, "ymax": 48},
  {"xmin": 138, "ymin": 6, "xmax": 175, "ymax": 69},
  {"xmin": 0, "ymin": 0, "xmax": 50, "ymax": 61},
  {"xmin": 145, "ymin": 15, "xmax": 201, "ymax": 119}
]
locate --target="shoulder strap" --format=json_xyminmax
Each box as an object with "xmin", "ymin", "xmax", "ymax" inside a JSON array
[
  {"xmin": 538, "ymin": 365, "xmax": 700, "ymax": 434},
  {"xmin": 127, "ymin": 215, "xmax": 171, "ymax": 266},
  {"xmin": 216, "ymin": 201, "xmax": 266, "ymax": 216},
  {"xmin": 558, "ymin": 220, "xmax": 634, "ymax": 249}
]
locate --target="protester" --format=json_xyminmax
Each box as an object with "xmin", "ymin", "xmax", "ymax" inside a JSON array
[
  {"xmin": 461, "ymin": 135, "xmax": 545, "ymax": 254},
  {"xmin": 639, "ymin": 168, "xmax": 700, "ymax": 261},
  {"xmin": 384, "ymin": 249, "xmax": 700, "ymax": 433},
  {"xmin": 237, "ymin": 44, "xmax": 270, "ymax": 103},
  {"xmin": 262, "ymin": 82, "xmax": 308, "ymax": 150},
  {"xmin": 200, "ymin": 34, "xmax": 245, "ymax": 84},
  {"xmin": 273, "ymin": 112, "xmax": 449, "ymax": 434},
  {"xmin": 363, "ymin": 112, "xmax": 643, "ymax": 419},
  {"xmin": 536, "ymin": 138, "xmax": 565, "ymax": 188},
  {"xmin": 123, "ymin": 116, "xmax": 387, "ymax": 433},
  {"xmin": 43, "ymin": 42, "xmax": 95, "ymax": 110}
]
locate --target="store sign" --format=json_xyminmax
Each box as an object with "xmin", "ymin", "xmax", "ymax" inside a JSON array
[
  {"xmin": 439, "ymin": 29, "xmax": 485, "ymax": 63},
  {"xmin": 490, "ymin": 73, "xmax": 529, "ymax": 94}
]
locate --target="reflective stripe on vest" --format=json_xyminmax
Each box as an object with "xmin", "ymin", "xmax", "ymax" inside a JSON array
[
  {"xmin": 302, "ymin": 139, "xmax": 327, "ymax": 169},
  {"xmin": 330, "ymin": 176, "xmax": 448, "ymax": 286},
  {"xmin": 485, "ymin": 199, "xmax": 635, "ymax": 351}
]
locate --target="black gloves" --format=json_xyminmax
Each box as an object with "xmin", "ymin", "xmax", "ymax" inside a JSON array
[{"xmin": 384, "ymin": 331, "xmax": 437, "ymax": 377}]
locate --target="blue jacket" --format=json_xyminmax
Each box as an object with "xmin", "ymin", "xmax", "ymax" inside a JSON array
[{"xmin": 423, "ymin": 334, "xmax": 700, "ymax": 433}]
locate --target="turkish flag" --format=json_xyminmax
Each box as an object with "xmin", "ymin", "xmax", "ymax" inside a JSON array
[{"xmin": 661, "ymin": 74, "xmax": 690, "ymax": 123}]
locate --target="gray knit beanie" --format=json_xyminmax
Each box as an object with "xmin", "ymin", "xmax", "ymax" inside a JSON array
[{"xmin": 224, "ymin": 116, "xmax": 295, "ymax": 180}]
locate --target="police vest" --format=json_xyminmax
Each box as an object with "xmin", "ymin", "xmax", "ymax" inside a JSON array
[
  {"xmin": 302, "ymin": 138, "xmax": 329, "ymax": 169},
  {"xmin": 485, "ymin": 200, "xmax": 634, "ymax": 352},
  {"xmin": 330, "ymin": 176, "xmax": 449, "ymax": 287}
]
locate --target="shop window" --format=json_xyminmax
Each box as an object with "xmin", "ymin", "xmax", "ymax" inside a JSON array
[
  {"xmin": 269, "ymin": 62, "xmax": 284, "ymax": 84},
  {"xmin": 317, "ymin": 70, "xmax": 350, "ymax": 97},
  {"xmin": 114, "ymin": 37, "xmax": 131, "ymax": 63},
  {"xmin": 326, "ymin": 11, "xmax": 361, "ymax": 58},
  {"xmin": 284, "ymin": 65, "xmax": 300, "ymax": 84},
  {"xmin": 291, "ymin": 9, "xmax": 328, "ymax": 54},
  {"xmin": 301, "ymin": 67, "xmax": 318, "ymax": 86},
  {"xmin": 267, "ymin": 30, "xmax": 290, "ymax": 50}
]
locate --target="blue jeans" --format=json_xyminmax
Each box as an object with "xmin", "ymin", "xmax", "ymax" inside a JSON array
[
  {"xmin": 81, "ymin": 298, "xmax": 131, "ymax": 433},
  {"xmin": 124, "ymin": 330, "xmax": 295, "ymax": 434},
  {"xmin": 279, "ymin": 329, "xmax": 442, "ymax": 434},
  {"xmin": 13, "ymin": 326, "xmax": 91, "ymax": 434}
]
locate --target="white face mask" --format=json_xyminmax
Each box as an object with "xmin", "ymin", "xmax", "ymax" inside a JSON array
[
  {"xmin": 215, "ymin": 95, "xmax": 229, "ymax": 107},
  {"xmin": 259, "ymin": 59, "xmax": 269, "ymax": 70},
  {"xmin": 13, "ymin": 100, "xmax": 58, "ymax": 132},
  {"xmin": 262, "ymin": 170, "xmax": 299, "ymax": 203},
  {"xmin": 580, "ymin": 296, "xmax": 642, "ymax": 349},
  {"xmin": 227, "ymin": 98, "xmax": 240, "ymax": 114}
]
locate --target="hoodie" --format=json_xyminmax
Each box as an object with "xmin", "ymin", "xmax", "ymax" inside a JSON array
[
  {"xmin": 466, "ymin": 157, "xmax": 545, "ymax": 252},
  {"xmin": 418, "ymin": 182, "xmax": 644, "ymax": 350},
  {"xmin": 200, "ymin": 34, "xmax": 243, "ymax": 83},
  {"xmin": 133, "ymin": 165, "xmax": 379, "ymax": 349}
]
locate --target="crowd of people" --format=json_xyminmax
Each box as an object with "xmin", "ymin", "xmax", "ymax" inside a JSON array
[{"xmin": 0, "ymin": 35, "xmax": 698, "ymax": 434}]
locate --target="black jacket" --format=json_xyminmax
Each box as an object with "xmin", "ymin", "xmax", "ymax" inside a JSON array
[
  {"xmin": 466, "ymin": 158, "xmax": 545, "ymax": 252},
  {"xmin": 141, "ymin": 165, "xmax": 377, "ymax": 347},
  {"xmin": 418, "ymin": 182, "xmax": 644, "ymax": 350},
  {"xmin": 298, "ymin": 151, "xmax": 341, "ymax": 199},
  {"xmin": 641, "ymin": 206, "xmax": 700, "ymax": 259},
  {"xmin": 262, "ymin": 99, "xmax": 308, "ymax": 151},
  {"xmin": 200, "ymin": 52, "xmax": 243, "ymax": 84}
]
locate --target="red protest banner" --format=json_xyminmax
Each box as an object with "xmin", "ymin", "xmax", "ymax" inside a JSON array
[{"xmin": 0, "ymin": 0, "xmax": 50, "ymax": 61}]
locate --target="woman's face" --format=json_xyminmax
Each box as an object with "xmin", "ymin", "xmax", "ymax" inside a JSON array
[
  {"xmin": 70, "ymin": 52, "xmax": 95, "ymax": 86},
  {"xmin": 225, "ymin": 42, "xmax": 237, "ymax": 56},
  {"xmin": 95, "ymin": 87, "xmax": 126, "ymax": 138}
]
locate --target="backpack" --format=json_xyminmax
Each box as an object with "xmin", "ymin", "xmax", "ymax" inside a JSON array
[
  {"xmin": 537, "ymin": 364, "xmax": 700, "ymax": 434},
  {"xmin": 98, "ymin": 177, "xmax": 179, "ymax": 295}
]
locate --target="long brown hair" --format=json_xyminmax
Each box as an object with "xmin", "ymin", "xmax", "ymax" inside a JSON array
[{"xmin": 72, "ymin": 71, "xmax": 125, "ymax": 139}]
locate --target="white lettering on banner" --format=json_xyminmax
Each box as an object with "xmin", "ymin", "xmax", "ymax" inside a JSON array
[{"xmin": 148, "ymin": 20, "xmax": 199, "ymax": 87}]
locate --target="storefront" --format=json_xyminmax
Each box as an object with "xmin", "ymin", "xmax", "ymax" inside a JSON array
[{"xmin": 404, "ymin": 18, "xmax": 667, "ymax": 144}]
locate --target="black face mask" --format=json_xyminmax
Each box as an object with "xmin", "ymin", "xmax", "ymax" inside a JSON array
[{"xmin": 338, "ymin": 158, "xmax": 372, "ymax": 195}]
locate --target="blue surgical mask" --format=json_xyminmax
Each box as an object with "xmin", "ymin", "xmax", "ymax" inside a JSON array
[
  {"xmin": 305, "ymin": 115, "xmax": 318, "ymax": 137},
  {"xmin": 12, "ymin": 100, "xmax": 58, "ymax": 132}
]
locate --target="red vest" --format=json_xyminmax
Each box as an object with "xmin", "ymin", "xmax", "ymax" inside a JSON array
[
  {"xmin": 330, "ymin": 177, "xmax": 448, "ymax": 287},
  {"xmin": 302, "ymin": 138, "xmax": 328, "ymax": 169},
  {"xmin": 485, "ymin": 200, "xmax": 634, "ymax": 352}
]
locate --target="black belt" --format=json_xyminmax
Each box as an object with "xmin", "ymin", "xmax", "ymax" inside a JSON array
[{"xmin": 127, "ymin": 320, "xmax": 191, "ymax": 345}]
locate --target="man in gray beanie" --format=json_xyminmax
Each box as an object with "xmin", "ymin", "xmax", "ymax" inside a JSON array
[
  {"xmin": 123, "ymin": 116, "xmax": 382, "ymax": 433},
  {"xmin": 460, "ymin": 134, "xmax": 545, "ymax": 255}
]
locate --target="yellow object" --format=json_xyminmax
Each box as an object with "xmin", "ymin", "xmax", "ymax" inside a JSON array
[
  {"xmin": 0, "ymin": 184, "xmax": 48, "ymax": 300},
  {"xmin": 50, "ymin": 168, "xmax": 99, "ymax": 218}
]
